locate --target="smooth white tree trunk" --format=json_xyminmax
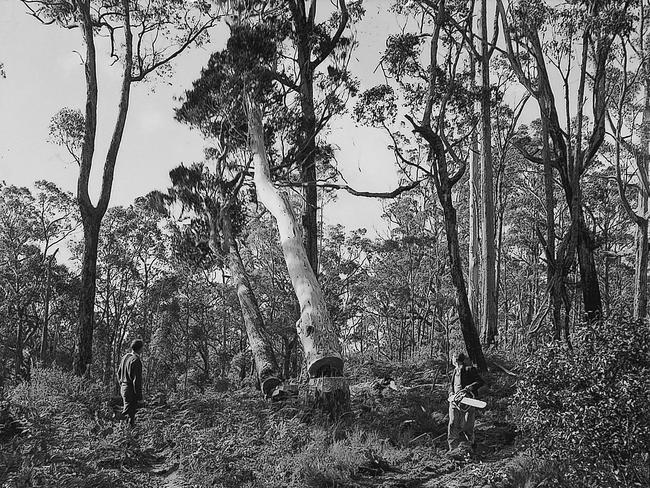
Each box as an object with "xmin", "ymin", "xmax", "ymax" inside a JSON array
[{"xmin": 247, "ymin": 101, "xmax": 344, "ymax": 378}]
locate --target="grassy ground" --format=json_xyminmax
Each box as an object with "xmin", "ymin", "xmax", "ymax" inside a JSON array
[{"xmin": 1, "ymin": 357, "xmax": 531, "ymax": 488}]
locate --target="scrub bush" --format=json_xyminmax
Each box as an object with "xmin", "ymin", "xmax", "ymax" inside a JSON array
[{"xmin": 511, "ymin": 317, "xmax": 650, "ymax": 487}]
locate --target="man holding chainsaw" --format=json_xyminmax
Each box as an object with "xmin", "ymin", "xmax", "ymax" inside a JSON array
[{"xmin": 447, "ymin": 351, "xmax": 486, "ymax": 453}]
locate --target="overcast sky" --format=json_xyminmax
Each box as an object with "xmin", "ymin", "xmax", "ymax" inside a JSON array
[{"xmin": 0, "ymin": 1, "xmax": 415, "ymax": 240}]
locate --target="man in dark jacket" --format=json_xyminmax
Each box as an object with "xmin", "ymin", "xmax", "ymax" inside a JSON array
[
  {"xmin": 117, "ymin": 339, "xmax": 144, "ymax": 427},
  {"xmin": 447, "ymin": 351, "xmax": 485, "ymax": 452}
]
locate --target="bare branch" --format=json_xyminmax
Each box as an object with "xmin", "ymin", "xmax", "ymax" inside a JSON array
[
  {"xmin": 311, "ymin": 0, "xmax": 349, "ymax": 70},
  {"xmin": 279, "ymin": 179, "xmax": 423, "ymax": 198}
]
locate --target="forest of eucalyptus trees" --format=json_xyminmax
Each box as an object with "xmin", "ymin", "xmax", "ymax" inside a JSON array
[{"xmin": 1, "ymin": 0, "xmax": 648, "ymax": 400}]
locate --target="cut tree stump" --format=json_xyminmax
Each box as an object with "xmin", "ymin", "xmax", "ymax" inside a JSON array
[
  {"xmin": 261, "ymin": 376, "xmax": 281, "ymax": 397},
  {"xmin": 308, "ymin": 376, "xmax": 350, "ymax": 418}
]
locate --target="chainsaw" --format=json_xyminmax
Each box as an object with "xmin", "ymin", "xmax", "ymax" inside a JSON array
[{"xmin": 448, "ymin": 388, "xmax": 486, "ymax": 411}]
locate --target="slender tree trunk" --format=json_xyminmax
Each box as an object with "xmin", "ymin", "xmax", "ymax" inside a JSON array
[
  {"xmin": 542, "ymin": 118, "xmax": 562, "ymax": 338},
  {"xmin": 299, "ymin": 88, "xmax": 319, "ymax": 275},
  {"xmin": 440, "ymin": 190, "xmax": 486, "ymax": 369},
  {"xmin": 633, "ymin": 220, "xmax": 649, "ymax": 318},
  {"xmin": 429, "ymin": 134, "xmax": 487, "ymax": 371},
  {"xmin": 220, "ymin": 209, "xmax": 282, "ymax": 395},
  {"xmin": 40, "ymin": 251, "xmax": 57, "ymax": 363},
  {"xmin": 405, "ymin": 112, "xmax": 487, "ymax": 370},
  {"xmin": 468, "ymin": 47, "xmax": 481, "ymax": 328},
  {"xmin": 293, "ymin": 3, "xmax": 320, "ymax": 275},
  {"xmin": 15, "ymin": 310, "xmax": 23, "ymax": 379},
  {"xmin": 248, "ymin": 101, "xmax": 346, "ymax": 382},
  {"xmin": 480, "ymin": 0, "xmax": 497, "ymax": 345},
  {"xmin": 495, "ymin": 206, "xmax": 504, "ymax": 331}
]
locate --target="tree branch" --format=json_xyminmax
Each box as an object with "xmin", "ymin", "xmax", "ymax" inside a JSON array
[
  {"xmin": 311, "ymin": 0, "xmax": 349, "ymax": 70},
  {"xmin": 279, "ymin": 179, "xmax": 422, "ymax": 198},
  {"xmin": 97, "ymin": 0, "xmax": 132, "ymax": 214}
]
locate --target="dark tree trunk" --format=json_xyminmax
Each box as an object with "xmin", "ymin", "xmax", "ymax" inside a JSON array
[
  {"xmin": 287, "ymin": 0, "xmax": 349, "ymax": 276},
  {"xmin": 440, "ymin": 189, "xmax": 486, "ymax": 370},
  {"xmin": 74, "ymin": 217, "xmax": 101, "ymax": 375},
  {"xmin": 571, "ymin": 190, "xmax": 602, "ymax": 322},
  {"xmin": 15, "ymin": 312, "xmax": 23, "ymax": 379},
  {"xmin": 294, "ymin": 15, "xmax": 319, "ymax": 275},
  {"xmin": 468, "ymin": 7, "xmax": 481, "ymax": 332},
  {"xmin": 298, "ymin": 80, "xmax": 319, "ymax": 275},
  {"xmin": 542, "ymin": 118, "xmax": 562, "ymax": 339},
  {"xmin": 411, "ymin": 123, "xmax": 487, "ymax": 371},
  {"xmin": 634, "ymin": 219, "xmax": 649, "ymax": 319},
  {"xmin": 282, "ymin": 333, "xmax": 297, "ymax": 380}
]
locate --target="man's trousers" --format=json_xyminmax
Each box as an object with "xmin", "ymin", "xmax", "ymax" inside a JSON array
[
  {"xmin": 120, "ymin": 385, "xmax": 138, "ymax": 426},
  {"xmin": 447, "ymin": 402, "xmax": 476, "ymax": 450}
]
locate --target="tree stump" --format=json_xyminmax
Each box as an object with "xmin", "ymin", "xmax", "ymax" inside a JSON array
[{"xmin": 309, "ymin": 376, "xmax": 350, "ymax": 418}]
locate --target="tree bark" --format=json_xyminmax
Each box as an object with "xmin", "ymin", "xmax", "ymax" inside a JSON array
[
  {"xmin": 297, "ymin": 68, "xmax": 319, "ymax": 275},
  {"xmin": 468, "ymin": 40, "xmax": 481, "ymax": 328},
  {"xmin": 541, "ymin": 118, "xmax": 562, "ymax": 339},
  {"xmin": 634, "ymin": 219, "xmax": 649, "ymax": 318},
  {"xmin": 282, "ymin": 333, "xmax": 297, "ymax": 380},
  {"xmin": 571, "ymin": 189, "xmax": 602, "ymax": 322},
  {"xmin": 248, "ymin": 100, "xmax": 345, "ymax": 379},
  {"xmin": 15, "ymin": 311, "xmax": 23, "ymax": 379},
  {"xmin": 479, "ymin": 0, "xmax": 497, "ymax": 345},
  {"xmin": 75, "ymin": 217, "xmax": 101, "ymax": 375}
]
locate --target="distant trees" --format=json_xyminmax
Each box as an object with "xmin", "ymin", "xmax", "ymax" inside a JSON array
[
  {"xmin": 607, "ymin": 1, "xmax": 650, "ymax": 320},
  {"xmin": 356, "ymin": 0, "xmax": 487, "ymax": 370},
  {"xmin": 497, "ymin": 0, "xmax": 634, "ymax": 322},
  {"xmin": 0, "ymin": 182, "xmax": 78, "ymax": 382}
]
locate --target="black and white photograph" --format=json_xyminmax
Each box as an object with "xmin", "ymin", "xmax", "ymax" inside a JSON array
[{"xmin": 0, "ymin": 0, "xmax": 648, "ymax": 486}]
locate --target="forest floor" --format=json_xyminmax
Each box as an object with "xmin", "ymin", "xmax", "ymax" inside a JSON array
[{"xmin": 1, "ymin": 356, "xmax": 531, "ymax": 488}]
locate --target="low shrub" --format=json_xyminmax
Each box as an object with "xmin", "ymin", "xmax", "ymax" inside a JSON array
[
  {"xmin": 510, "ymin": 316, "xmax": 650, "ymax": 487},
  {"xmin": 9, "ymin": 366, "xmax": 106, "ymax": 415}
]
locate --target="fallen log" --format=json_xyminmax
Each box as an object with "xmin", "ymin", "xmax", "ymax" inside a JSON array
[{"xmin": 492, "ymin": 362, "xmax": 518, "ymax": 377}]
